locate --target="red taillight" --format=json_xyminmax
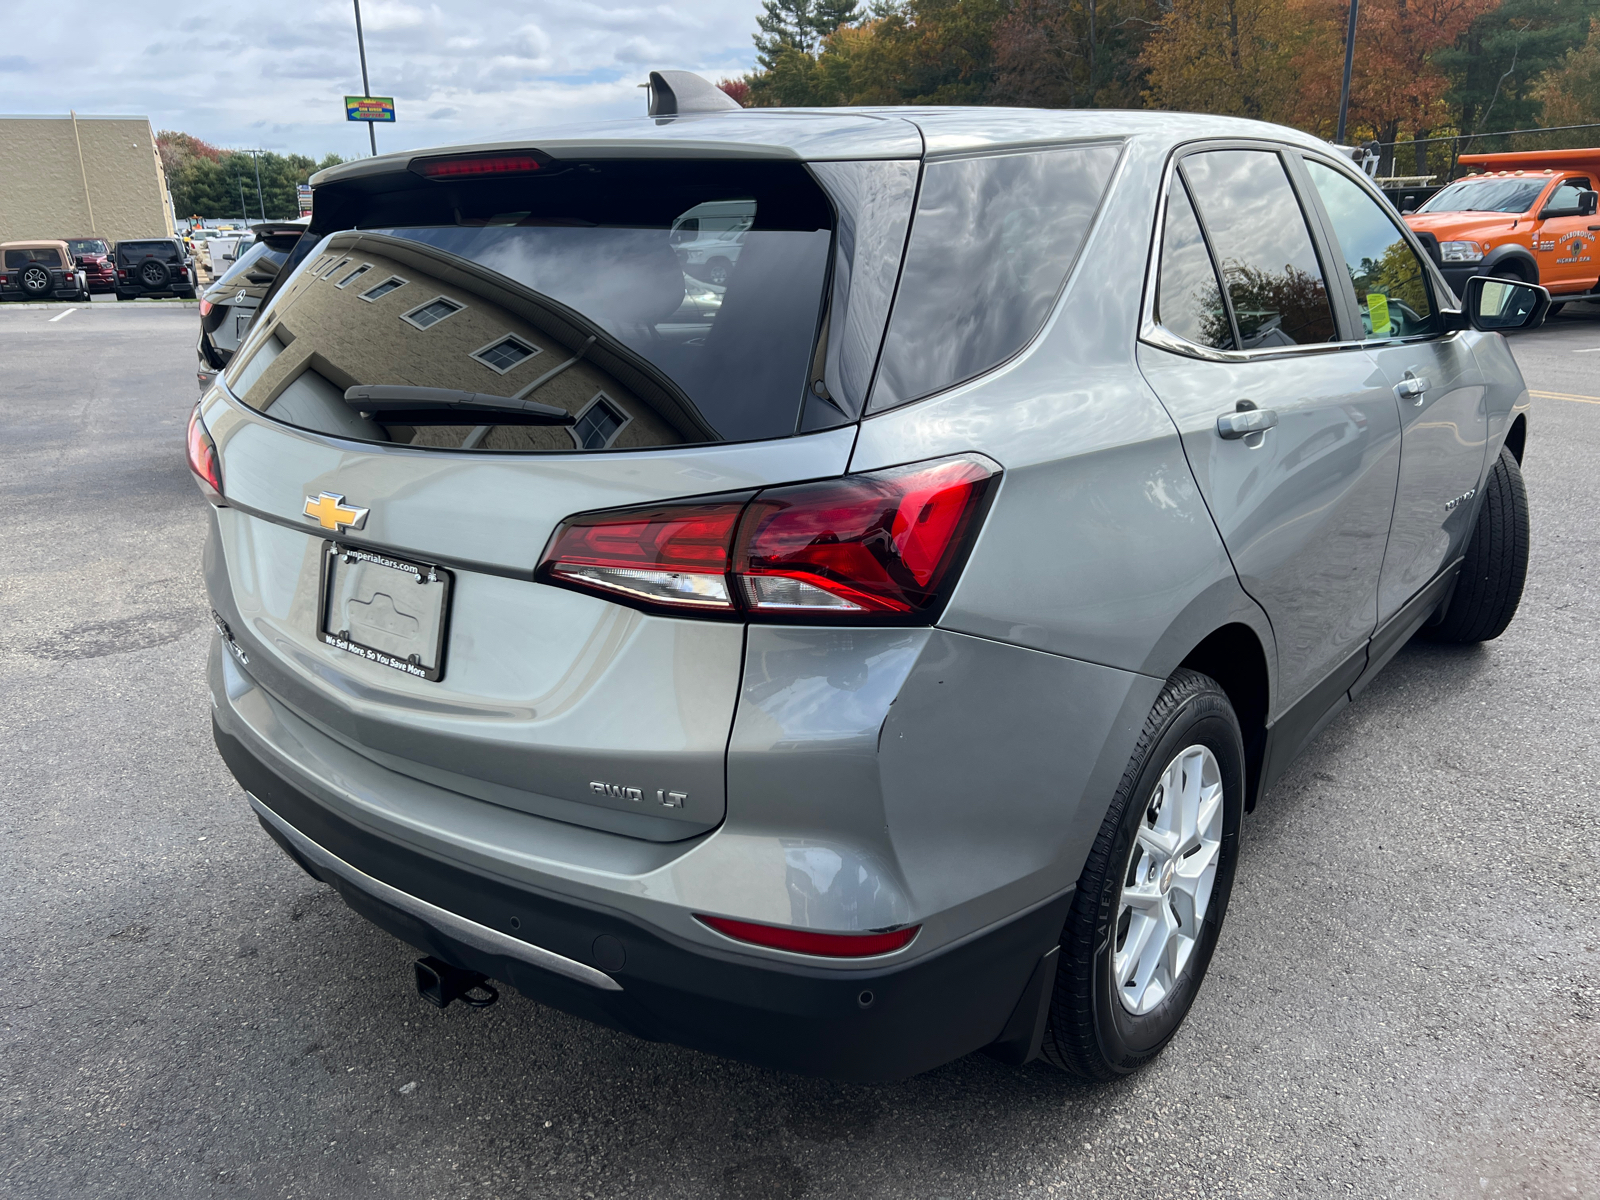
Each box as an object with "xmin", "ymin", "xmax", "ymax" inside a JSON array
[
  {"xmin": 737, "ymin": 458, "xmax": 995, "ymax": 614},
  {"xmin": 535, "ymin": 455, "xmax": 998, "ymax": 622},
  {"xmin": 186, "ymin": 403, "xmax": 223, "ymax": 502},
  {"xmin": 411, "ymin": 152, "xmax": 546, "ymax": 179},
  {"xmin": 538, "ymin": 502, "xmax": 745, "ymax": 611},
  {"xmin": 198, "ymin": 297, "xmax": 212, "ymax": 317},
  {"xmin": 696, "ymin": 915, "xmax": 919, "ymax": 958}
]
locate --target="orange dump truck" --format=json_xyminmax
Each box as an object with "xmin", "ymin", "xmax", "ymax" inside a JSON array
[{"xmin": 1404, "ymin": 148, "xmax": 1600, "ymax": 312}]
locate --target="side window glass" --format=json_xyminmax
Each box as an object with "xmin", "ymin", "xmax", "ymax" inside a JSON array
[
  {"xmin": 1156, "ymin": 178, "xmax": 1234, "ymax": 350},
  {"xmin": 1182, "ymin": 150, "xmax": 1338, "ymax": 349},
  {"xmin": 1548, "ymin": 178, "xmax": 1590, "ymax": 212},
  {"xmin": 871, "ymin": 142, "xmax": 1123, "ymax": 410},
  {"xmin": 1305, "ymin": 160, "xmax": 1437, "ymax": 339}
]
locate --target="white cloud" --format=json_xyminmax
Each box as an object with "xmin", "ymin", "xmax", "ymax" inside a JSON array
[{"xmin": 0, "ymin": 0, "xmax": 763, "ymax": 158}]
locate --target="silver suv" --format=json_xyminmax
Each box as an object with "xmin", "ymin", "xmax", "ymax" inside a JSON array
[{"xmin": 194, "ymin": 81, "xmax": 1539, "ymax": 1082}]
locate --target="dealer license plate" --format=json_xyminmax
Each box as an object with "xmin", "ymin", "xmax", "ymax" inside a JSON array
[{"xmin": 318, "ymin": 542, "xmax": 452, "ymax": 681}]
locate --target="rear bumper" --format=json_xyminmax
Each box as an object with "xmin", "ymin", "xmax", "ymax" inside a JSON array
[{"xmin": 215, "ymin": 720, "xmax": 1070, "ymax": 1081}]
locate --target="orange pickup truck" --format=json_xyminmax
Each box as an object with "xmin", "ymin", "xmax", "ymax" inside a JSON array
[{"xmin": 1404, "ymin": 148, "xmax": 1600, "ymax": 312}]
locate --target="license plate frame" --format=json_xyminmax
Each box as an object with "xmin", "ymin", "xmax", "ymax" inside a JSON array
[{"xmin": 317, "ymin": 541, "xmax": 453, "ymax": 682}]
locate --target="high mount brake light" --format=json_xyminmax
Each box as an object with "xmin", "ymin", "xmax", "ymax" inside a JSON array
[
  {"xmin": 696, "ymin": 915, "xmax": 920, "ymax": 958},
  {"xmin": 411, "ymin": 152, "xmax": 547, "ymax": 179},
  {"xmin": 186, "ymin": 403, "xmax": 224, "ymax": 504},
  {"xmin": 535, "ymin": 455, "xmax": 999, "ymax": 623}
]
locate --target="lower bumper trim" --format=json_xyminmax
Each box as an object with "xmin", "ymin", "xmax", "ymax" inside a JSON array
[{"xmin": 249, "ymin": 792, "xmax": 623, "ymax": 993}]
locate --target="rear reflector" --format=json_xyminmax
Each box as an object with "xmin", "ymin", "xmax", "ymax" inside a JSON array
[
  {"xmin": 186, "ymin": 403, "xmax": 224, "ymax": 503},
  {"xmin": 411, "ymin": 152, "xmax": 546, "ymax": 179},
  {"xmin": 535, "ymin": 454, "xmax": 999, "ymax": 623},
  {"xmin": 696, "ymin": 915, "xmax": 919, "ymax": 958}
]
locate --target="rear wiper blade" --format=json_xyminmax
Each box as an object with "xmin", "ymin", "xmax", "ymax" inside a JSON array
[{"xmin": 343, "ymin": 384, "xmax": 574, "ymax": 426}]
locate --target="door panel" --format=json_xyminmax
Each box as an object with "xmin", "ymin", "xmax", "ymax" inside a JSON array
[
  {"xmin": 1534, "ymin": 176, "xmax": 1598, "ymax": 293},
  {"xmin": 1364, "ymin": 337, "xmax": 1488, "ymax": 620},
  {"xmin": 1138, "ymin": 346, "xmax": 1400, "ymax": 708}
]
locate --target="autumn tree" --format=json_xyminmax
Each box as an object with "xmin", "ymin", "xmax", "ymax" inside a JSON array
[
  {"xmin": 1139, "ymin": 0, "xmax": 1309, "ymax": 121},
  {"xmin": 991, "ymin": 0, "xmax": 1165, "ymax": 109},
  {"xmin": 1536, "ymin": 18, "xmax": 1600, "ymax": 125}
]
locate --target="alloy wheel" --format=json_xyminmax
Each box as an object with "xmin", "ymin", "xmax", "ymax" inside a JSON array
[{"xmin": 1113, "ymin": 743, "xmax": 1224, "ymax": 1016}]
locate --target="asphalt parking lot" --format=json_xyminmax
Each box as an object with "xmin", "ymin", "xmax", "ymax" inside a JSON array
[{"xmin": 2, "ymin": 299, "xmax": 1597, "ymax": 1200}]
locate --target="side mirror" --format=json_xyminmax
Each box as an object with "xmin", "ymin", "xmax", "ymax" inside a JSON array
[
  {"xmin": 1580, "ymin": 190, "xmax": 1599, "ymax": 217},
  {"xmin": 1462, "ymin": 275, "xmax": 1551, "ymax": 332}
]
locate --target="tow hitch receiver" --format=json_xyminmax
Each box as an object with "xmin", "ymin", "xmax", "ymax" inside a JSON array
[{"xmin": 413, "ymin": 956, "xmax": 499, "ymax": 1009}]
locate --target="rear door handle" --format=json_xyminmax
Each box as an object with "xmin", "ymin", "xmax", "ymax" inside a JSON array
[
  {"xmin": 1395, "ymin": 373, "xmax": 1431, "ymax": 403},
  {"xmin": 1216, "ymin": 406, "xmax": 1279, "ymax": 439}
]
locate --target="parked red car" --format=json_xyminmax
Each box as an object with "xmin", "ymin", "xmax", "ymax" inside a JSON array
[{"xmin": 66, "ymin": 238, "xmax": 116, "ymax": 294}]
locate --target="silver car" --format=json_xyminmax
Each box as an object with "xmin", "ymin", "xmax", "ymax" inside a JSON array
[{"xmin": 194, "ymin": 76, "xmax": 1539, "ymax": 1082}]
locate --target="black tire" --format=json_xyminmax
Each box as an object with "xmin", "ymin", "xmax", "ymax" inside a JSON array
[
  {"xmin": 706, "ymin": 256, "xmax": 732, "ymax": 286},
  {"xmin": 19, "ymin": 265, "xmax": 51, "ymax": 299},
  {"xmin": 1547, "ymin": 302, "xmax": 1565, "ymax": 317},
  {"xmin": 1425, "ymin": 445, "xmax": 1529, "ymax": 643},
  {"xmin": 1040, "ymin": 669, "xmax": 1245, "ymax": 1081},
  {"xmin": 139, "ymin": 260, "xmax": 171, "ymax": 288},
  {"xmin": 1491, "ymin": 264, "xmax": 1532, "ymax": 284},
  {"xmin": 116, "ymin": 291, "xmax": 133, "ymax": 301},
  {"xmin": 178, "ymin": 287, "xmax": 197, "ymax": 300}
]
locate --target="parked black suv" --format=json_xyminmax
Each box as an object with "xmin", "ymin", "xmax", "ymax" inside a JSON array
[{"xmin": 115, "ymin": 238, "xmax": 198, "ymax": 300}]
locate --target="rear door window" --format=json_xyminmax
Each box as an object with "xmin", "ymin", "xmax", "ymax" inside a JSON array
[
  {"xmin": 1156, "ymin": 179, "xmax": 1234, "ymax": 350},
  {"xmin": 869, "ymin": 142, "xmax": 1122, "ymax": 411},
  {"xmin": 215, "ymin": 240, "xmax": 290, "ymax": 287},
  {"xmin": 1181, "ymin": 150, "xmax": 1337, "ymax": 348},
  {"xmin": 228, "ymin": 160, "xmax": 834, "ymax": 452},
  {"xmin": 1304, "ymin": 160, "xmax": 1438, "ymax": 339}
]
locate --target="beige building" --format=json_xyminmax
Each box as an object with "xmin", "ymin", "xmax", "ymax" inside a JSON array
[{"xmin": 0, "ymin": 114, "xmax": 174, "ymax": 244}]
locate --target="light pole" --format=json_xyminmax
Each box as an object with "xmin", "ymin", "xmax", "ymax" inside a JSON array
[
  {"xmin": 246, "ymin": 149, "xmax": 267, "ymax": 220},
  {"xmin": 353, "ymin": 0, "xmax": 377, "ymax": 157},
  {"xmin": 1336, "ymin": 0, "xmax": 1360, "ymax": 145}
]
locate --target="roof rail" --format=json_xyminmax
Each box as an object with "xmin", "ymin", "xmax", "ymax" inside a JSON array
[{"xmin": 645, "ymin": 71, "xmax": 741, "ymax": 117}]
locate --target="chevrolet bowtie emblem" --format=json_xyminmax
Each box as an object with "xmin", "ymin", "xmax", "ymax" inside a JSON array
[{"xmin": 303, "ymin": 491, "xmax": 369, "ymax": 533}]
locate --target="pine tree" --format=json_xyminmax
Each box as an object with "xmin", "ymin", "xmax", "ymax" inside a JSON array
[{"xmin": 755, "ymin": 0, "xmax": 862, "ymax": 70}]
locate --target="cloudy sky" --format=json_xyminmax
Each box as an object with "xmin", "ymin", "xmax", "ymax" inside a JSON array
[{"xmin": 0, "ymin": 0, "xmax": 765, "ymax": 158}]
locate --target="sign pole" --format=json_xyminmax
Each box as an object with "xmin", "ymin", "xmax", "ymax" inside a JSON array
[{"xmin": 353, "ymin": 0, "xmax": 377, "ymax": 156}]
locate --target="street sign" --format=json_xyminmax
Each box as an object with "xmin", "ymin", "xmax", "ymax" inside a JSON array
[{"xmin": 345, "ymin": 96, "xmax": 395, "ymax": 123}]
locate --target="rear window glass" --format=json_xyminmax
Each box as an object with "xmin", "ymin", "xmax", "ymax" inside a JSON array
[
  {"xmin": 215, "ymin": 240, "xmax": 290, "ymax": 287},
  {"xmin": 869, "ymin": 142, "xmax": 1122, "ymax": 411},
  {"xmin": 119, "ymin": 241, "xmax": 180, "ymax": 262},
  {"xmin": 5, "ymin": 248, "xmax": 62, "ymax": 268},
  {"xmin": 227, "ymin": 160, "xmax": 833, "ymax": 452}
]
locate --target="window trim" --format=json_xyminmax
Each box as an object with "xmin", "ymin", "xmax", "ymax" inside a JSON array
[
  {"xmin": 399, "ymin": 295, "xmax": 464, "ymax": 331},
  {"xmin": 568, "ymin": 391, "xmax": 631, "ymax": 451},
  {"xmin": 470, "ymin": 333, "xmax": 543, "ymax": 375},
  {"xmin": 358, "ymin": 274, "xmax": 407, "ymax": 302},
  {"xmin": 1139, "ymin": 139, "xmax": 1460, "ymax": 364}
]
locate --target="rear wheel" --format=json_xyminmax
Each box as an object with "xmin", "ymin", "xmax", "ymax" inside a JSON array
[
  {"xmin": 1040, "ymin": 669, "xmax": 1244, "ymax": 1081},
  {"xmin": 1425, "ymin": 446, "xmax": 1529, "ymax": 643},
  {"xmin": 139, "ymin": 260, "xmax": 171, "ymax": 289},
  {"xmin": 1547, "ymin": 302, "xmax": 1566, "ymax": 318},
  {"xmin": 20, "ymin": 265, "xmax": 51, "ymax": 298}
]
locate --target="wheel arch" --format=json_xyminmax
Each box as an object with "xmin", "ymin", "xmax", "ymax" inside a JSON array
[
  {"xmin": 1482, "ymin": 244, "xmax": 1539, "ymax": 284},
  {"xmin": 1504, "ymin": 412, "xmax": 1527, "ymax": 464},
  {"xmin": 1177, "ymin": 624, "xmax": 1271, "ymax": 813}
]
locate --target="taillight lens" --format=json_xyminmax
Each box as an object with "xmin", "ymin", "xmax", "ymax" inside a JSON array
[
  {"xmin": 186, "ymin": 403, "xmax": 224, "ymax": 503},
  {"xmin": 535, "ymin": 455, "xmax": 998, "ymax": 623},
  {"xmin": 696, "ymin": 915, "xmax": 919, "ymax": 958},
  {"xmin": 198, "ymin": 297, "xmax": 212, "ymax": 317},
  {"xmin": 539, "ymin": 502, "xmax": 745, "ymax": 611}
]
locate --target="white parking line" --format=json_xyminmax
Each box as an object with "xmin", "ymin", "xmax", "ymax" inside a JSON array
[
  {"xmin": 47, "ymin": 308, "xmax": 77, "ymax": 322},
  {"xmin": 1571, "ymin": 346, "xmax": 1600, "ymax": 353}
]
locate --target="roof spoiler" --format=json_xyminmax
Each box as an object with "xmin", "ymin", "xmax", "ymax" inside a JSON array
[{"xmin": 645, "ymin": 70, "xmax": 741, "ymax": 117}]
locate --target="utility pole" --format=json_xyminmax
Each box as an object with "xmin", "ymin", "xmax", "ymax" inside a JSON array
[
  {"xmin": 353, "ymin": 0, "xmax": 377, "ymax": 157},
  {"xmin": 1336, "ymin": 0, "xmax": 1360, "ymax": 145},
  {"xmin": 247, "ymin": 149, "xmax": 267, "ymax": 221}
]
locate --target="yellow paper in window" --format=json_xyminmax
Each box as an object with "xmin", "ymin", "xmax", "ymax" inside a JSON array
[{"xmin": 1367, "ymin": 292, "xmax": 1392, "ymax": 337}]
